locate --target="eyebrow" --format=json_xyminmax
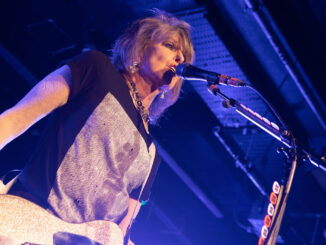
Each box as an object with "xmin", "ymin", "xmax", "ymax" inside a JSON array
[
  {"xmin": 171, "ymin": 38, "xmax": 184, "ymax": 51},
  {"xmin": 161, "ymin": 34, "xmax": 185, "ymax": 54}
]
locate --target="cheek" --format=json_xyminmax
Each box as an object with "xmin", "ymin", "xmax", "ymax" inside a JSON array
[
  {"xmin": 141, "ymin": 45, "xmax": 171, "ymax": 79},
  {"xmin": 150, "ymin": 52, "xmax": 165, "ymax": 68},
  {"xmin": 150, "ymin": 46, "xmax": 170, "ymax": 67}
]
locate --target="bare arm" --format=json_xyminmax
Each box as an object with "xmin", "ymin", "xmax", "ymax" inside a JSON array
[
  {"xmin": 119, "ymin": 198, "xmax": 142, "ymax": 239},
  {"xmin": 0, "ymin": 65, "xmax": 72, "ymax": 150}
]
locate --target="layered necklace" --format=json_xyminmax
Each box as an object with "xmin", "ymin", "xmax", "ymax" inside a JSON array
[{"xmin": 126, "ymin": 78, "xmax": 150, "ymax": 134}]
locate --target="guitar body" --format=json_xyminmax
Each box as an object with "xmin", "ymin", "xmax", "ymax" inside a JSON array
[{"xmin": 0, "ymin": 194, "xmax": 123, "ymax": 245}]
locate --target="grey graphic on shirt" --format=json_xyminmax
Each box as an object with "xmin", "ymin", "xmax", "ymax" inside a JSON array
[{"xmin": 47, "ymin": 92, "xmax": 155, "ymax": 223}]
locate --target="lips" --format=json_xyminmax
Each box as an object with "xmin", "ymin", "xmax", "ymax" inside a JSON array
[{"xmin": 169, "ymin": 66, "xmax": 176, "ymax": 73}]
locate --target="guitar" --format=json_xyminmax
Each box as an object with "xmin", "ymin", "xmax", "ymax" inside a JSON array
[{"xmin": 0, "ymin": 194, "xmax": 124, "ymax": 245}]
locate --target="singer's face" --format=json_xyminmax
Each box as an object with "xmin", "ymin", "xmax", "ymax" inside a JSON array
[{"xmin": 139, "ymin": 33, "xmax": 185, "ymax": 91}]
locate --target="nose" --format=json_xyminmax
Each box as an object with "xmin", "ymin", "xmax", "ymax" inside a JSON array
[{"xmin": 175, "ymin": 50, "xmax": 184, "ymax": 64}]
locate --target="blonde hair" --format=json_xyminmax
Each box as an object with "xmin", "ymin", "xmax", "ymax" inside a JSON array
[{"xmin": 111, "ymin": 9, "xmax": 194, "ymax": 124}]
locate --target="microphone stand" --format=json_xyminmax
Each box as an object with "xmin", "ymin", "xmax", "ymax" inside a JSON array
[{"xmin": 206, "ymin": 84, "xmax": 326, "ymax": 245}]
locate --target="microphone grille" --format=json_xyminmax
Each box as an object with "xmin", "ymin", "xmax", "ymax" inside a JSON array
[{"xmin": 176, "ymin": 63, "xmax": 187, "ymax": 76}]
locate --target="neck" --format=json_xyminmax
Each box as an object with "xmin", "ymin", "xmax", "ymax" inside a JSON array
[{"xmin": 128, "ymin": 73, "xmax": 161, "ymax": 110}]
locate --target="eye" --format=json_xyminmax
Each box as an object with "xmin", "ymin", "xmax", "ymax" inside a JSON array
[{"xmin": 163, "ymin": 42, "xmax": 175, "ymax": 50}]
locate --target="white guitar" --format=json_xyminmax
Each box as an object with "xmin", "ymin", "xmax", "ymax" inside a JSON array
[{"xmin": 0, "ymin": 194, "xmax": 124, "ymax": 245}]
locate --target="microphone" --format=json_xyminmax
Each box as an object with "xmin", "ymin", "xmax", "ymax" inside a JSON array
[{"xmin": 176, "ymin": 63, "xmax": 247, "ymax": 87}]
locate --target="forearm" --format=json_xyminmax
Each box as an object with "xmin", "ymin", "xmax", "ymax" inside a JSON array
[
  {"xmin": 0, "ymin": 109, "xmax": 32, "ymax": 150},
  {"xmin": 119, "ymin": 198, "xmax": 142, "ymax": 237},
  {"xmin": 0, "ymin": 65, "xmax": 71, "ymax": 150},
  {"xmin": 0, "ymin": 105, "xmax": 48, "ymax": 150}
]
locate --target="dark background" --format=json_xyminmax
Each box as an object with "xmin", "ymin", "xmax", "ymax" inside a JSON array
[{"xmin": 0, "ymin": 0, "xmax": 326, "ymax": 244}]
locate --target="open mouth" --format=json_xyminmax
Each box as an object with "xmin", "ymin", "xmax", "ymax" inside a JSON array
[{"xmin": 162, "ymin": 67, "xmax": 176, "ymax": 84}]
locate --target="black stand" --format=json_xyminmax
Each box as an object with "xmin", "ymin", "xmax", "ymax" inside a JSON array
[
  {"xmin": 265, "ymin": 145, "xmax": 297, "ymax": 245},
  {"xmin": 207, "ymin": 84, "xmax": 326, "ymax": 244}
]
